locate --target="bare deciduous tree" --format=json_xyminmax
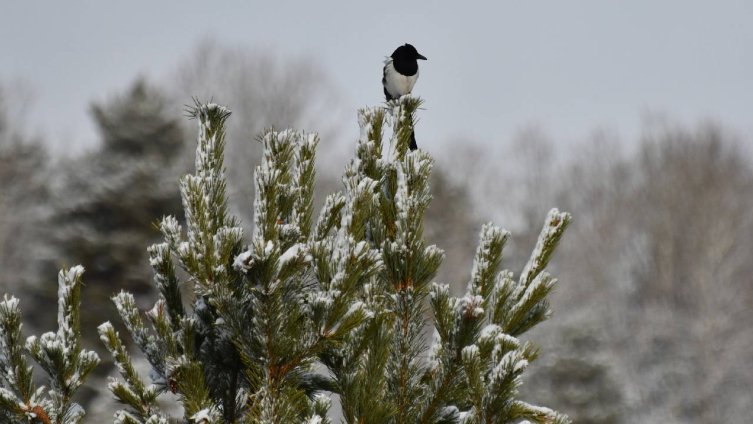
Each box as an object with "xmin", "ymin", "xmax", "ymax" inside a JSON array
[{"xmin": 477, "ymin": 119, "xmax": 753, "ymax": 424}]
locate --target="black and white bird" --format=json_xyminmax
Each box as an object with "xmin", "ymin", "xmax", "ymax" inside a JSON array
[{"xmin": 382, "ymin": 43, "xmax": 427, "ymax": 150}]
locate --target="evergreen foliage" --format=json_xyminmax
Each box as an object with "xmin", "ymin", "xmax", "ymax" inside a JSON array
[
  {"xmin": 0, "ymin": 267, "xmax": 100, "ymax": 423},
  {"xmin": 96, "ymin": 96, "xmax": 572, "ymax": 423},
  {"xmin": 0, "ymin": 94, "xmax": 571, "ymax": 422}
]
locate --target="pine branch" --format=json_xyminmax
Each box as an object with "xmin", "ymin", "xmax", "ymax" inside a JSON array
[
  {"xmin": 98, "ymin": 322, "xmax": 163, "ymax": 420},
  {"xmin": 1, "ymin": 267, "xmax": 99, "ymax": 424},
  {"xmin": 0, "ymin": 295, "xmax": 36, "ymax": 418},
  {"xmin": 422, "ymin": 208, "xmax": 573, "ymax": 423}
]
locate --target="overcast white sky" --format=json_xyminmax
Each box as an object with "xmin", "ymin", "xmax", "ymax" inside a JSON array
[{"xmin": 1, "ymin": 0, "xmax": 751, "ymax": 155}]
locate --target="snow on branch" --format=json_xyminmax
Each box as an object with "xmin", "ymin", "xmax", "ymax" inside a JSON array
[
  {"xmin": 1, "ymin": 267, "xmax": 99, "ymax": 423},
  {"xmin": 386, "ymin": 95, "xmax": 422, "ymax": 160},
  {"xmin": 518, "ymin": 208, "xmax": 572, "ymax": 291}
]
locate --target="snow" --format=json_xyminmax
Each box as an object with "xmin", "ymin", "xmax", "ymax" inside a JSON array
[
  {"xmin": 496, "ymin": 333, "xmax": 520, "ymax": 349},
  {"xmin": 233, "ymin": 250, "xmax": 254, "ymax": 272},
  {"xmin": 215, "ymin": 227, "xmax": 244, "ymax": 255},
  {"xmin": 0, "ymin": 387, "xmax": 17, "ymax": 404},
  {"xmin": 109, "ymin": 379, "xmax": 138, "ymax": 398},
  {"xmin": 65, "ymin": 265, "xmax": 85, "ymax": 282},
  {"xmin": 346, "ymin": 301, "xmax": 373, "ymax": 319},
  {"xmin": 112, "ymin": 292, "xmax": 163, "ymax": 371},
  {"xmin": 440, "ymin": 405, "xmax": 459, "ymax": 419},
  {"xmin": 458, "ymin": 294, "xmax": 484, "ymax": 318},
  {"xmin": 386, "ymin": 97, "xmax": 418, "ymax": 160},
  {"xmin": 306, "ymin": 132, "xmax": 318, "ymax": 146},
  {"xmin": 512, "ymin": 272, "xmax": 553, "ymax": 317},
  {"xmin": 56, "ymin": 265, "xmax": 84, "ymax": 331},
  {"xmin": 144, "ymin": 415, "xmax": 169, "ymax": 424},
  {"xmin": 177, "ymin": 241, "xmax": 190, "ymax": 258},
  {"xmin": 492, "ymin": 351, "xmax": 528, "ymax": 383},
  {"xmin": 346, "ymin": 300, "xmax": 364, "ymax": 315},
  {"xmin": 0, "ymin": 295, "xmax": 19, "ymax": 312},
  {"xmin": 97, "ymin": 321, "xmax": 114, "ymax": 335},
  {"xmin": 355, "ymin": 176, "xmax": 379, "ymax": 199},
  {"xmin": 191, "ymin": 409, "xmax": 213, "ymax": 422},
  {"xmin": 423, "ymin": 245, "xmax": 444, "ymax": 261},
  {"xmin": 493, "ymin": 270, "xmax": 515, "ymax": 293},
  {"xmin": 470, "ymin": 224, "xmax": 509, "ymax": 281},
  {"xmin": 264, "ymin": 240, "xmax": 275, "ymax": 258},
  {"xmin": 359, "ymin": 115, "xmax": 373, "ymax": 141},
  {"xmin": 148, "ymin": 243, "xmax": 169, "ymax": 266},
  {"xmin": 352, "ymin": 240, "xmax": 368, "ymax": 257},
  {"xmin": 528, "ymin": 404, "xmax": 554, "ymax": 415},
  {"xmin": 36, "ymin": 332, "xmax": 65, "ymax": 354},
  {"xmin": 462, "ymin": 344, "xmax": 480, "ymax": 360},
  {"xmin": 518, "ymin": 208, "xmax": 571, "ymax": 287},
  {"xmin": 160, "ymin": 215, "xmax": 181, "ymax": 234},
  {"xmin": 114, "ymin": 411, "xmax": 142, "ymax": 424},
  {"xmin": 457, "ymin": 409, "xmax": 475, "ymax": 423},
  {"xmin": 79, "ymin": 349, "xmax": 99, "ymax": 364},
  {"xmin": 479, "ymin": 325, "xmax": 522, "ymax": 363},
  {"xmin": 515, "ymin": 401, "xmax": 557, "ymax": 420},
  {"xmin": 478, "ymin": 324, "xmax": 501, "ymax": 342},
  {"xmin": 394, "ymin": 162, "xmax": 407, "ymax": 207},
  {"xmin": 514, "ymin": 358, "xmax": 529, "ymax": 372},
  {"xmin": 430, "ymin": 282, "xmax": 450, "ymax": 300},
  {"xmin": 309, "ymin": 291, "xmax": 336, "ymax": 309},
  {"xmin": 280, "ymin": 243, "xmax": 308, "ymax": 266}
]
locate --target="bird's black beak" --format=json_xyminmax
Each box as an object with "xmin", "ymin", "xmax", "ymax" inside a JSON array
[{"xmin": 416, "ymin": 53, "xmax": 427, "ymax": 60}]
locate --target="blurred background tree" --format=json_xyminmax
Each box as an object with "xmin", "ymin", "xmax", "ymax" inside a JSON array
[
  {"xmin": 505, "ymin": 121, "xmax": 753, "ymax": 424},
  {"xmin": 523, "ymin": 328, "xmax": 624, "ymax": 424},
  {"xmin": 41, "ymin": 78, "xmax": 187, "ymax": 330},
  {"xmin": 0, "ymin": 86, "xmax": 51, "ymax": 304}
]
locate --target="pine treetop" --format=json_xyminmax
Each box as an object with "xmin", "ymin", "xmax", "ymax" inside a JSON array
[{"xmin": 1, "ymin": 96, "xmax": 572, "ymax": 424}]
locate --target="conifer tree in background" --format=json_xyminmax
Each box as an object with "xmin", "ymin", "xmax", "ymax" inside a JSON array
[
  {"xmin": 47, "ymin": 79, "xmax": 187, "ymax": 332},
  {"xmin": 0, "ymin": 267, "xmax": 99, "ymax": 423},
  {"xmin": 94, "ymin": 96, "xmax": 572, "ymax": 424},
  {"xmin": 0, "ymin": 91, "xmax": 50, "ymax": 316}
]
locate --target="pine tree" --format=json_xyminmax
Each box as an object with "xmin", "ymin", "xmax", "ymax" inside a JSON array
[
  {"xmin": 0, "ymin": 267, "xmax": 99, "ymax": 423},
  {"xmin": 92, "ymin": 96, "xmax": 573, "ymax": 423},
  {"xmin": 0, "ymin": 94, "xmax": 570, "ymax": 422}
]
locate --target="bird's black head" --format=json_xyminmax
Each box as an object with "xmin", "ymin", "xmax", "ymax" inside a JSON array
[{"xmin": 392, "ymin": 43, "xmax": 427, "ymax": 61}]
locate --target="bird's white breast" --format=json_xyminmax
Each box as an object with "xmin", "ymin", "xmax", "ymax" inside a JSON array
[{"xmin": 384, "ymin": 59, "xmax": 419, "ymax": 98}]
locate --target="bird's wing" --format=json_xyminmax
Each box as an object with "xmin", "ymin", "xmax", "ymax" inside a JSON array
[
  {"xmin": 383, "ymin": 85, "xmax": 393, "ymax": 101},
  {"xmin": 382, "ymin": 58, "xmax": 394, "ymax": 101}
]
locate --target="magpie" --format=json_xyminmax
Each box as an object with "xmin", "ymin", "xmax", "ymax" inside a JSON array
[{"xmin": 382, "ymin": 43, "xmax": 427, "ymax": 150}]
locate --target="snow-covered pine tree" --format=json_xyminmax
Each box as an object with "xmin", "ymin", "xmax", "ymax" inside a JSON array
[
  {"xmin": 0, "ymin": 267, "xmax": 100, "ymax": 423},
  {"xmin": 95, "ymin": 97, "xmax": 572, "ymax": 423}
]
